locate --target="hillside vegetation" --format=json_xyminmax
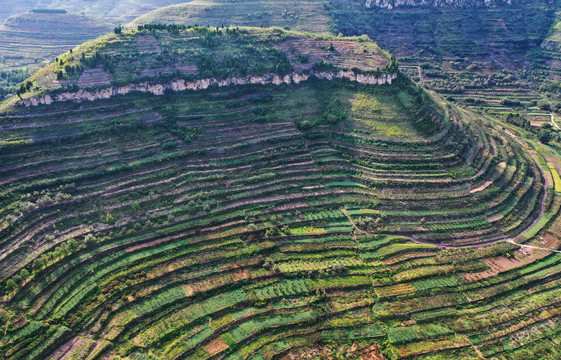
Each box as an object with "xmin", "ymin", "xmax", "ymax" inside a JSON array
[
  {"xmin": 0, "ymin": 0, "xmax": 193, "ymax": 24},
  {"xmin": 0, "ymin": 11, "xmax": 115, "ymax": 102},
  {"xmin": 13, "ymin": 26, "xmax": 394, "ymax": 106},
  {"xmin": 0, "ymin": 1, "xmax": 196, "ymax": 102},
  {"xmin": 2, "ymin": 24, "xmax": 561, "ymax": 359},
  {"xmin": 126, "ymin": 0, "xmax": 561, "ymax": 131},
  {"xmin": 328, "ymin": 0, "xmax": 561, "ymax": 126},
  {"xmin": 128, "ymin": 0, "xmax": 332, "ymax": 34}
]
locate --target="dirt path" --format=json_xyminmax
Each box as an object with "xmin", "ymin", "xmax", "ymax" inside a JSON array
[
  {"xmin": 341, "ymin": 207, "xmax": 369, "ymax": 236},
  {"xmin": 416, "ymin": 65, "xmax": 424, "ymax": 86},
  {"xmin": 466, "ymin": 337, "xmax": 486, "ymax": 359},
  {"xmin": 401, "ymin": 65, "xmax": 424, "ymax": 86},
  {"xmin": 505, "ymin": 239, "xmax": 561, "ymax": 254},
  {"xmin": 551, "ymin": 112, "xmax": 560, "ymax": 130}
]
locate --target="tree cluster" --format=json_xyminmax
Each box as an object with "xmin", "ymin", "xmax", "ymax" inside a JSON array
[
  {"xmin": 16, "ymin": 81, "xmax": 32, "ymax": 98},
  {"xmin": 80, "ymin": 52, "xmax": 114, "ymax": 73},
  {"xmin": 504, "ymin": 113, "xmax": 559, "ymax": 144},
  {"xmin": 138, "ymin": 23, "xmax": 187, "ymax": 32}
]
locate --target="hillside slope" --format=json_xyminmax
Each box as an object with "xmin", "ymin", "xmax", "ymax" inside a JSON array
[
  {"xmin": 128, "ymin": 0, "xmax": 333, "ymax": 34},
  {"xmin": 532, "ymin": 11, "xmax": 561, "ymax": 99},
  {"xmin": 1, "ymin": 26, "xmax": 559, "ymax": 359},
  {"xmin": 0, "ymin": 0, "xmax": 193, "ymax": 25},
  {"xmin": 13, "ymin": 26, "xmax": 394, "ymax": 106},
  {"xmin": 326, "ymin": 0, "xmax": 561, "ymax": 124},
  {"xmin": 0, "ymin": 11, "xmax": 115, "ymax": 69},
  {"xmin": 364, "ymin": 0, "xmax": 515, "ymax": 8},
  {"xmin": 0, "ymin": 11, "xmax": 115, "ymax": 102},
  {"xmin": 126, "ymin": 0, "xmax": 561, "ymax": 124}
]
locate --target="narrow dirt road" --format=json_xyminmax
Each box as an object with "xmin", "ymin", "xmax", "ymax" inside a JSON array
[
  {"xmin": 505, "ymin": 239, "xmax": 561, "ymax": 254},
  {"xmin": 551, "ymin": 112, "xmax": 560, "ymax": 130}
]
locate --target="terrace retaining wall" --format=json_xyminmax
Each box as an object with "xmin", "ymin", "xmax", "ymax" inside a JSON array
[{"xmin": 18, "ymin": 70, "xmax": 397, "ymax": 107}]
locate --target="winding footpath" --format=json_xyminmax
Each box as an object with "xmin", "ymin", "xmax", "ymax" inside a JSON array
[{"xmin": 551, "ymin": 112, "xmax": 560, "ymax": 130}]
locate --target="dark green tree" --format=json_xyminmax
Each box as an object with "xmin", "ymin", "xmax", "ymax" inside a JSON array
[
  {"xmin": 32, "ymin": 258, "xmax": 45, "ymax": 272},
  {"xmin": 19, "ymin": 268, "xmax": 29, "ymax": 281},
  {"xmin": 5, "ymin": 279, "xmax": 17, "ymax": 292},
  {"xmin": 538, "ymin": 129, "xmax": 552, "ymax": 144}
]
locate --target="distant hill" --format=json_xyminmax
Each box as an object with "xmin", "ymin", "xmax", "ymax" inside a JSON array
[
  {"xmin": 0, "ymin": 11, "xmax": 115, "ymax": 102},
  {"xmin": 128, "ymin": 0, "xmax": 333, "ymax": 34},
  {"xmin": 364, "ymin": 0, "xmax": 514, "ymax": 8},
  {"xmin": 534, "ymin": 11, "xmax": 561, "ymax": 99},
  {"xmin": 0, "ymin": 1, "xmax": 198, "ymax": 102},
  {"xmin": 0, "ymin": 0, "xmax": 194, "ymax": 25},
  {"xmin": 0, "ymin": 11, "xmax": 115, "ymax": 69},
  {"xmin": 325, "ymin": 0, "xmax": 561, "ymax": 122},
  {"xmin": 0, "ymin": 0, "xmax": 40, "ymax": 25}
]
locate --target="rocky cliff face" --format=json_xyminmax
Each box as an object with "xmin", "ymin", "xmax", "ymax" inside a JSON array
[
  {"xmin": 364, "ymin": 0, "xmax": 512, "ymax": 9},
  {"xmin": 18, "ymin": 70, "xmax": 397, "ymax": 107}
]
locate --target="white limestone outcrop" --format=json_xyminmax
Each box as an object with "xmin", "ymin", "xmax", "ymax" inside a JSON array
[{"xmin": 19, "ymin": 71, "xmax": 397, "ymax": 107}]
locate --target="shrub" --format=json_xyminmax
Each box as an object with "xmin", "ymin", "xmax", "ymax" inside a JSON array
[
  {"xmin": 32, "ymin": 258, "xmax": 45, "ymax": 272},
  {"xmin": 54, "ymin": 192, "xmax": 71, "ymax": 202},
  {"xmin": 356, "ymin": 216, "xmax": 382, "ymax": 231},
  {"xmin": 500, "ymin": 98, "xmax": 521, "ymax": 107},
  {"xmin": 37, "ymin": 195, "xmax": 54, "ymax": 206},
  {"xmin": 19, "ymin": 269, "xmax": 30, "ymax": 281},
  {"xmin": 297, "ymin": 120, "xmax": 313, "ymax": 130},
  {"xmin": 538, "ymin": 99, "xmax": 551, "ymax": 111},
  {"xmin": 84, "ymin": 233, "xmax": 96, "ymax": 247},
  {"xmin": 19, "ymin": 201, "xmax": 37, "ymax": 213},
  {"xmin": 5, "ymin": 279, "xmax": 17, "ymax": 292},
  {"xmin": 538, "ymin": 129, "xmax": 552, "ymax": 144},
  {"xmin": 105, "ymin": 213, "xmax": 116, "ymax": 224},
  {"xmin": 298, "ymin": 54, "xmax": 309, "ymax": 63}
]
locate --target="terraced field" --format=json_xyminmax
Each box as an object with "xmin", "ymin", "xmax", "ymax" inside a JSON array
[
  {"xmin": 327, "ymin": 0, "xmax": 561, "ymax": 129},
  {"xmin": 0, "ymin": 11, "xmax": 115, "ymax": 102},
  {"xmin": 0, "ymin": 1, "xmax": 192, "ymax": 24},
  {"xmin": 0, "ymin": 1, "xmax": 199, "ymax": 102},
  {"xmin": 0, "ymin": 11, "xmax": 115, "ymax": 69},
  {"xmin": 1, "ymin": 25, "xmax": 561, "ymax": 359},
  {"xmin": 129, "ymin": 0, "xmax": 561, "ymax": 143}
]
